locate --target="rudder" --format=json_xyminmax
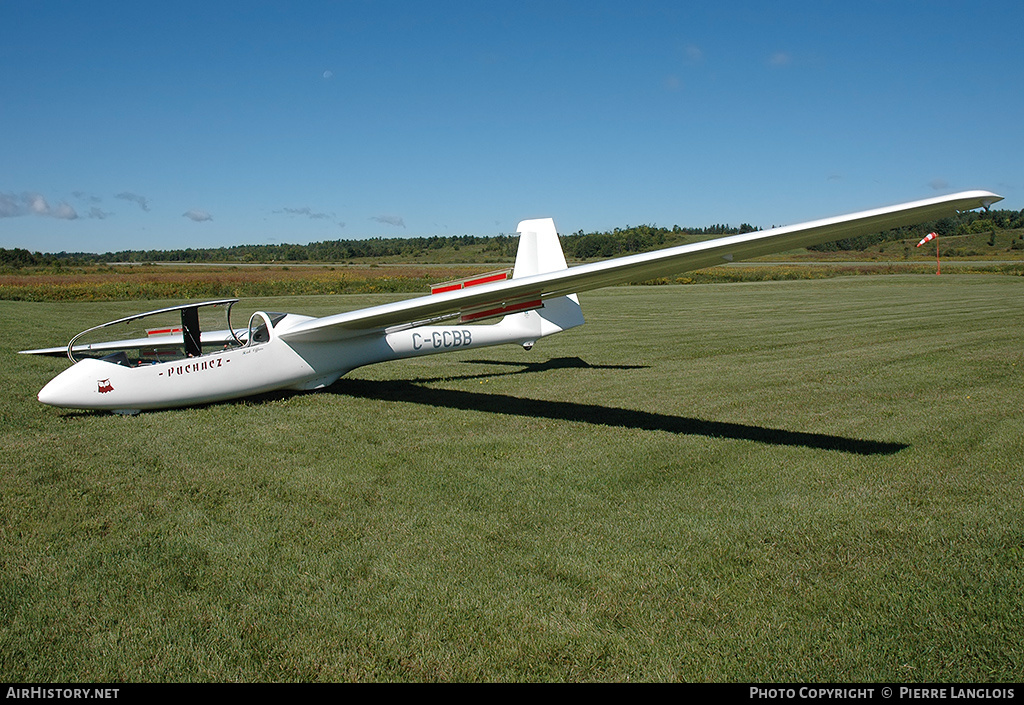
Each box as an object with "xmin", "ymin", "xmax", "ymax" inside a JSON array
[
  {"xmin": 503, "ymin": 218, "xmax": 584, "ymax": 346},
  {"xmin": 513, "ymin": 218, "xmax": 569, "ymax": 278}
]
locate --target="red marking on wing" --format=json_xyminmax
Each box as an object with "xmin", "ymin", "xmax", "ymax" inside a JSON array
[
  {"xmin": 431, "ymin": 270, "xmax": 511, "ymax": 295},
  {"xmin": 459, "ymin": 299, "xmax": 542, "ymax": 323}
]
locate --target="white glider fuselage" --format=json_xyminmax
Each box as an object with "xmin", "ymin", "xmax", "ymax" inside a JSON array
[
  {"xmin": 35, "ymin": 311, "xmax": 563, "ymax": 411},
  {"xmin": 32, "ymin": 217, "xmax": 586, "ymax": 412},
  {"xmin": 26, "ymin": 190, "xmax": 1003, "ymax": 413}
]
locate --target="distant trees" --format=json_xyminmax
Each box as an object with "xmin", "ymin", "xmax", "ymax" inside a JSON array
[
  {"xmin": 0, "ymin": 248, "xmax": 86, "ymax": 268},
  {"xmin": 808, "ymin": 209, "xmax": 1024, "ymax": 252},
  {"xmin": 4, "ymin": 208, "xmax": 1021, "ymax": 265},
  {"xmin": 0, "ymin": 248, "xmax": 43, "ymax": 268},
  {"xmin": 560, "ymin": 223, "xmax": 760, "ymax": 259}
]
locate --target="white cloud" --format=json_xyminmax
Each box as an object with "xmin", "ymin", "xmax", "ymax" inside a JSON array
[
  {"xmin": 0, "ymin": 192, "xmax": 78, "ymax": 220},
  {"xmin": 183, "ymin": 209, "xmax": 213, "ymax": 222},
  {"xmin": 53, "ymin": 202, "xmax": 78, "ymax": 220},
  {"xmin": 371, "ymin": 215, "xmax": 405, "ymax": 228},
  {"xmin": 0, "ymin": 193, "xmax": 20, "ymax": 218},
  {"xmin": 73, "ymin": 191, "xmax": 103, "ymax": 204},
  {"xmin": 115, "ymin": 192, "xmax": 151, "ymax": 211},
  {"xmin": 28, "ymin": 193, "xmax": 50, "ymax": 215},
  {"xmin": 277, "ymin": 206, "xmax": 332, "ymax": 220}
]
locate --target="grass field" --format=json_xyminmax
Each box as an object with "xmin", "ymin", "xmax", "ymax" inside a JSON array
[{"xmin": 1, "ymin": 275, "xmax": 1022, "ymax": 682}]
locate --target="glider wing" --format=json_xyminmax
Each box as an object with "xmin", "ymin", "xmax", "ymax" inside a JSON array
[{"xmin": 277, "ymin": 190, "xmax": 1002, "ymax": 344}]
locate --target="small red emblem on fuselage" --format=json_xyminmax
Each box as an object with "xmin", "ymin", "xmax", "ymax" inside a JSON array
[{"xmin": 97, "ymin": 379, "xmax": 114, "ymax": 393}]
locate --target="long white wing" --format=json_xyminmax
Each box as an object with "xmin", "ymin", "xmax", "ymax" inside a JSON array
[
  {"xmin": 276, "ymin": 190, "xmax": 1001, "ymax": 344},
  {"xmin": 19, "ymin": 329, "xmax": 245, "ymax": 357}
]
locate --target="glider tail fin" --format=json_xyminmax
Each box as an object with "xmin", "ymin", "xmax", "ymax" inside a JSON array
[
  {"xmin": 512, "ymin": 218, "xmax": 569, "ymax": 278},
  {"xmin": 503, "ymin": 218, "xmax": 584, "ymax": 347}
]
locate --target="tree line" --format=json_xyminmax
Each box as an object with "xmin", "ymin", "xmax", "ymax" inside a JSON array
[
  {"xmin": 807, "ymin": 209, "xmax": 1024, "ymax": 252},
  {"xmin": 3, "ymin": 209, "xmax": 1021, "ymax": 268}
]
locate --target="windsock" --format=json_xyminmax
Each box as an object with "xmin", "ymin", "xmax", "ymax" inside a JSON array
[{"xmin": 917, "ymin": 232, "xmax": 938, "ymax": 247}]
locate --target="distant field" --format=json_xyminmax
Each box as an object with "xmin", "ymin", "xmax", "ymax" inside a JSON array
[
  {"xmin": 1, "ymin": 258, "xmax": 1022, "ymax": 302},
  {"xmin": 0, "ymin": 263, "xmax": 486, "ymax": 302},
  {"xmin": 3, "ymin": 225, "xmax": 1023, "ymax": 303},
  {"xmin": 1, "ymin": 276, "xmax": 1022, "ymax": 681}
]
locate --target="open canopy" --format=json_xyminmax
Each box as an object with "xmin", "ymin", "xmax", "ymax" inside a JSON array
[{"xmin": 20, "ymin": 299, "xmax": 244, "ymax": 362}]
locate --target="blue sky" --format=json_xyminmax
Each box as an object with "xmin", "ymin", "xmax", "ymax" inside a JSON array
[{"xmin": 2, "ymin": 0, "xmax": 1021, "ymax": 253}]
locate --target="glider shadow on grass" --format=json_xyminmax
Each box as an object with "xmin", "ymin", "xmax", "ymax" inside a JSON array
[{"xmin": 330, "ymin": 357, "xmax": 908, "ymax": 456}]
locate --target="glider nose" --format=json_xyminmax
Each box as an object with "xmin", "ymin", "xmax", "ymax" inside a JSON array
[
  {"xmin": 37, "ymin": 370, "xmax": 77, "ymax": 408},
  {"xmin": 36, "ymin": 360, "xmax": 100, "ymax": 409}
]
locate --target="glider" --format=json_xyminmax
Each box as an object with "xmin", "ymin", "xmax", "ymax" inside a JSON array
[{"xmin": 21, "ymin": 190, "xmax": 1002, "ymax": 413}]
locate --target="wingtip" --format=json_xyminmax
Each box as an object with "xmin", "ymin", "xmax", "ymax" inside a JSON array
[
  {"xmin": 980, "ymin": 191, "xmax": 1004, "ymax": 209},
  {"xmin": 938, "ymin": 189, "xmax": 1003, "ymax": 212}
]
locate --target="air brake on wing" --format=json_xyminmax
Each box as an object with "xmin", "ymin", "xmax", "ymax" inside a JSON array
[
  {"xmin": 458, "ymin": 296, "xmax": 544, "ymax": 323},
  {"xmin": 429, "ymin": 268, "xmax": 544, "ymax": 323},
  {"xmin": 430, "ymin": 269, "xmax": 512, "ymax": 294}
]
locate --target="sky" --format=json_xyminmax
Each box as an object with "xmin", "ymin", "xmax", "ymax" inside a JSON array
[{"xmin": 2, "ymin": 0, "xmax": 1021, "ymax": 254}]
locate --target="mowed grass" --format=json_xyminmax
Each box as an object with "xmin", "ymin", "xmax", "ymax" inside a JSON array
[{"xmin": 1, "ymin": 275, "xmax": 1021, "ymax": 682}]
